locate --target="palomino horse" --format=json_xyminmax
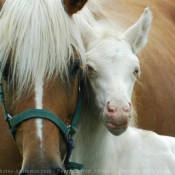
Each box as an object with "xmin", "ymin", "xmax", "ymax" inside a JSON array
[
  {"xmin": 99, "ymin": 0, "xmax": 175, "ymax": 137},
  {"xmin": 0, "ymin": 0, "xmax": 88, "ymax": 174},
  {"xmin": 71, "ymin": 7, "xmax": 175, "ymax": 175}
]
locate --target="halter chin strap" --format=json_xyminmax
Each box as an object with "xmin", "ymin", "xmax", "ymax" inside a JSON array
[{"xmin": 0, "ymin": 80, "xmax": 84, "ymax": 170}]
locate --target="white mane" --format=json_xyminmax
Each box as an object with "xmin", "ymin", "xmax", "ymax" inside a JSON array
[{"xmin": 0, "ymin": 0, "xmax": 85, "ymax": 95}]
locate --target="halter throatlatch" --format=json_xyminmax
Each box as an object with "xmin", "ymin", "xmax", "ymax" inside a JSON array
[{"xmin": 0, "ymin": 80, "xmax": 84, "ymax": 170}]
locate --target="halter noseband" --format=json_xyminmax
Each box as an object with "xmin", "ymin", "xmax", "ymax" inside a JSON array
[{"xmin": 0, "ymin": 78, "xmax": 84, "ymax": 171}]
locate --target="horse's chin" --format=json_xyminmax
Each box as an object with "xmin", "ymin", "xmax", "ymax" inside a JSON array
[
  {"xmin": 104, "ymin": 121, "xmax": 129, "ymax": 136},
  {"xmin": 107, "ymin": 127, "xmax": 128, "ymax": 136}
]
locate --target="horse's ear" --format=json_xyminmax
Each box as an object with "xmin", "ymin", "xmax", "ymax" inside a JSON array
[
  {"xmin": 121, "ymin": 8, "xmax": 153, "ymax": 54},
  {"xmin": 63, "ymin": 0, "xmax": 88, "ymax": 16},
  {"xmin": 80, "ymin": 20, "xmax": 96, "ymax": 48}
]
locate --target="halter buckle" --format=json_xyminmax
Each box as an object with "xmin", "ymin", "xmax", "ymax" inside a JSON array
[
  {"xmin": 67, "ymin": 125, "xmax": 73, "ymax": 140},
  {"xmin": 7, "ymin": 114, "xmax": 12, "ymax": 124}
]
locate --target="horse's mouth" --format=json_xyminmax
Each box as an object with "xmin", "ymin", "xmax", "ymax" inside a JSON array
[{"xmin": 106, "ymin": 121, "xmax": 129, "ymax": 130}]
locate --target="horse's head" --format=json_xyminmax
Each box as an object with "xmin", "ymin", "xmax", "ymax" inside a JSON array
[
  {"xmin": 0, "ymin": 0, "xmax": 87, "ymax": 174},
  {"xmin": 84, "ymin": 8, "xmax": 152, "ymax": 135}
]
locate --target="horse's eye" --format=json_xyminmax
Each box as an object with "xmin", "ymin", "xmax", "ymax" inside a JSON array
[
  {"xmin": 134, "ymin": 70, "xmax": 139, "ymax": 74},
  {"xmin": 134, "ymin": 68, "xmax": 140, "ymax": 77},
  {"xmin": 70, "ymin": 60, "xmax": 80, "ymax": 77},
  {"xmin": 2, "ymin": 63, "xmax": 10, "ymax": 81}
]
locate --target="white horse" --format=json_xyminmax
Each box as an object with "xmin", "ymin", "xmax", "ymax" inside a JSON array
[{"xmin": 71, "ymin": 7, "xmax": 175, "ymax": 175}]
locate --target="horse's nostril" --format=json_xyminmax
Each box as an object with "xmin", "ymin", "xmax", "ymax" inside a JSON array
[
  {"xmin": 56, "ymin": 168, "xmax": 66, "ymax": 175},
  {"xmin": 19, "ymin": 170, "xmax": 66, "ymax": 175},
  {"xmin": 20, "ymin": 164, "xmax": 65, "ymax": 175},
  {"xmin": 19, "ymin": 173, "xmax": 26, "ymax": 175}
]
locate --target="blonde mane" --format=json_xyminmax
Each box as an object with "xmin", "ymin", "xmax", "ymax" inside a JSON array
[{"xmin": 0, "ymin": 0, "xmax": 85, "ymax": 96}]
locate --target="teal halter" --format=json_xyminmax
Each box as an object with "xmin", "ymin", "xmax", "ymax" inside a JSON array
[{"xmin": 0, "ymin": 78, "xmax": 84, "ymax": 171}]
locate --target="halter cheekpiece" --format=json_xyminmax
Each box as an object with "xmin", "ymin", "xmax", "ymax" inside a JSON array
[{"xmin": 0, "ymin": 77, "xmax": 84, "ymax": 171}]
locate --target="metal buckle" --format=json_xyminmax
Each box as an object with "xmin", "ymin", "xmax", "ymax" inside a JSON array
[
  {"xmin": 67, "ymin": 125, "xmax": 73, "ymax": 140},
  {"xmin": 7, "ymin": 114, "xmax": 13, "ymax": 126}
]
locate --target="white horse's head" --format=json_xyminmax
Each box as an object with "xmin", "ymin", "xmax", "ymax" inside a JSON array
[{"xmin": 84, "ymin": 8, "xmax": 152, "ymax": 135}]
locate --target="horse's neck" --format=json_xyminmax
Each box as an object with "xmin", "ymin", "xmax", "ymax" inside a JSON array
[
  {"xmin": 72, "ymin": 84, "xmax": 175, "ymax": 174},
  {"xmin": 72, "ymin": 84, "xmax": 137, "ymax": 169},
  {"xmin": 72, "ymin": 85, "xmax": 114, "ymax": 167},
  {"xmin": 76, "ymin": 84, "xmax": 108, "ymax": 141}
]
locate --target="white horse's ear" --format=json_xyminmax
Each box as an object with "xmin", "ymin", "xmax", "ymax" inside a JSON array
[
  {"xmin": 79, "ymin": 20, "xmax": 96, "ymax": 48},
  {"xmin": 121, "ymin": 8, "xmax": 152, "ymax": 54}
]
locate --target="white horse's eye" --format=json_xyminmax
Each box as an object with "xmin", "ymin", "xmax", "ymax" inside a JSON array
[
  {"xmin": 87, "ymin": 65, "xmax": 98, "ymax": 78},
  {"xmin": 87, "ymin": 65, "xmax": 94, "ymax": 72},
  {"xmin": 134, "ymin": 69, "xmax": 140, "ymax": 76}
]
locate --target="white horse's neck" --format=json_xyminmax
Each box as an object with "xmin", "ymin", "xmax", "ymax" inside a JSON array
[
  {"xmin": 75, "ymin": 85, "xmax": 107, "ymax": 142},
  {"xmin": 72, "ymin": 86, "xmax": 119, "ymax": 171},
  {"xmin": 72, "ymin": 87, "xmax": 175, "ymax": 174}
]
